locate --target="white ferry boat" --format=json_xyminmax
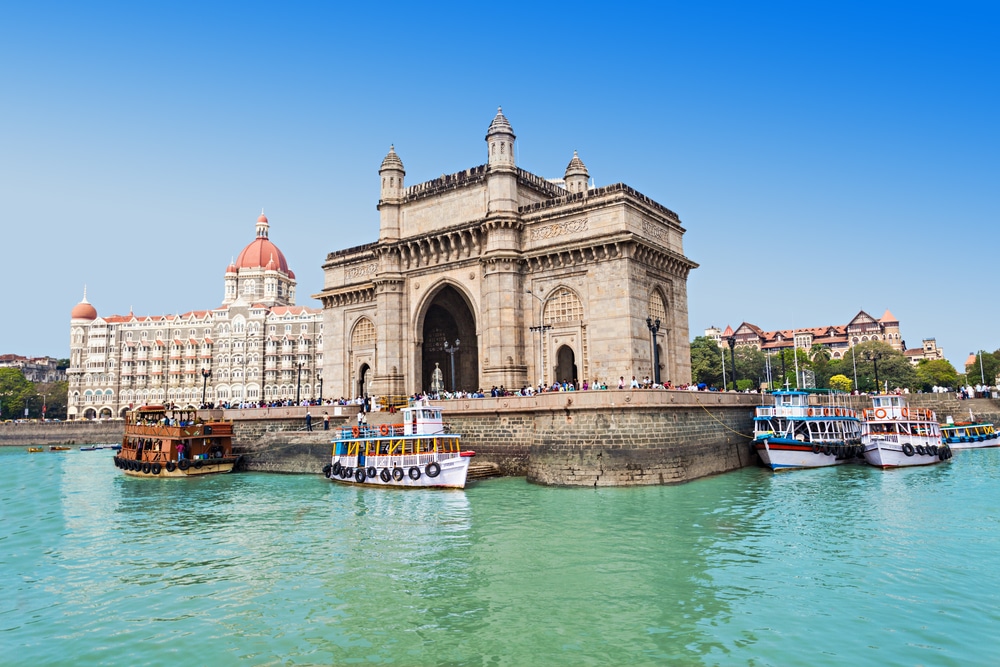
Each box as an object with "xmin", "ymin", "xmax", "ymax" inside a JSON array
[
  {"xmin": 324, "ymin": 404, "xmax": 474, "ymax": 489},
  {"xmin": 940, "ymin": 414, "xmax": 999, "ymax": 450},
  {"xmin": 861, "ymin": 395, "xmax": 953, "ymax": 468},
  {"xmin": 753, "ymin": 390, "xmax": 863, "ymax": 471}
]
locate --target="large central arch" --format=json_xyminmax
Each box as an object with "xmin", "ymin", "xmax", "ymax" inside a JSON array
[{"xmin": 417, "ymin": 284, "xmax": 479, "ymax": 393}]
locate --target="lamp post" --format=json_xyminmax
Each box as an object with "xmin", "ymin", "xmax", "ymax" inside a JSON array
[
  {"xmin": 646, "ymin": 317, "xmax": 661, "ymax": 385},
  {"xmin": 726, "ymin": 335, "xmax": 737, "ymax": 391},
  {"xmin": 295, "ymin": 362, "xmax": 303, "ymax": 405},
  {"xmin": 526, "ymin": 290, "xmax": 551, "ymax": 385},
  {"xmin": 317, "ymin": 371, "xmax": 323, "ymax": 404},
  {"xmin": 201, "ymin": 367, "xmax": 212, "ymax": 407},
  {"xmin": 978, "ymin": 351, "xmax": 986, "ymax": 385},
  {"xmin": 444, "ymin": 340, "xmax": 460, "ymax": 391},
  {"xmin": 864, "ymin": 350, "xmax": 884, "ymax": 394}
]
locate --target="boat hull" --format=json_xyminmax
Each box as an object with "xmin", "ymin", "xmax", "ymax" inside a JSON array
[
  {"xmin": 862, "ymin": 441, "xmax": 950, "ymax": 469},
  {"xmin": 326, "ymin": 456, "xmax": 470, "ymax": 489},
  {"xmin": 755, "ymin": 438, "xmax": 860, "ymax": 471},
  {"xmin": 114, "ymin": 456, "xmax": 238, "ymax": 477},
  {"xmin": 946, "ymin": 434, "xmax": 1000, "ymax": 450}
]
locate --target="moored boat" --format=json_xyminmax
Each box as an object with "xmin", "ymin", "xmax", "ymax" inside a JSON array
[
  {"xmin": 753, "ymin": 390, "xmax": 863, "ymax": 471},
  {"xmin": 112, "ymin": 405, "xmax": 238, "ymax": 478},
  {"xmin": 49, "ymin": 445, "xmax": 72, "ymax": 451},
  {"xmin": 27, "ymin": 447, "xmax": 44, "ymax": 453},
  {"xmin": 325, "ymin": 403, "xmax": 474, "ymax": 489},
  {"xmin": 861, "ymin": 395, "xmax": 952, "ymax": 468},
  {"xmin": 940, "ymin": 415, "xmax": 999, "ymax": 450}
]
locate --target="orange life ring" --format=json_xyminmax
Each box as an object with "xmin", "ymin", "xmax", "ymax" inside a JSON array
[
  {"xmin": 901, "ymin": 407, "xmax": 909, "ymax": 418},
  {"xmin": 807, "ymin": 408, "xmax": 814, "ymax": 416},
  {"xmin": 835, "ymin": 408, "xmax": 841, "ymax": 416},
  {"xmin": 823, "ymin": 408, "xmax": 830, "ymax": 416},
  {"xmin": 874, "ymin": 408, "xmax": 887, "ymax": 419},
  {"xmin": 352, "ymin": 425, "xmax": 360, "ymax": 437},
  {"xmin": 379, "ymin": 424, "xmax": 390, "ymax": 436}
]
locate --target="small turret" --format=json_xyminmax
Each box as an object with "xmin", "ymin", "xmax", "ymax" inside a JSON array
[
  {"xmin": 485, "ymin": 106, "xmax": 516, "ymax": 171},
  {"xmin": 378, "ymin": 145, "xmax": 405, "ymax": 242},
  {"xmin": 564, "ymin": 151, "xmax": 589, "ymax": 194}
]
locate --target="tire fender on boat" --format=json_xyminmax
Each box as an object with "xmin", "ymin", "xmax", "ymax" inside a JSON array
[
  {"xmin": 322, "ymin": 464, "xmax": 332, "ymax": 478},
  {"xmin": 194, "ymin": 459, "xmax": 204, "ymax": 469},
  {"xmin": 166, "ymin": 461, "xmax": 177, "ymax": 472},
  {"xmin": 332, "ymin": 461, "xmax": 342, "ymax": 476},
  {"xmin": 425, "ymin": 461, "xmax": 441, "ymax": 478},
  {"xmin": 392, "ymin": 467, "xmax": 404, "ymax": 482},
  {"xmin": 367, "ymin": 466, "xmax": 377, "ymax": 479},
  {"xmin": 151, "ymin": 463, "xmax": 161, "ymax": 475},
  {"xmin": 812, "ymin": 444, "xmax": 822, "ymax": 454},
  {"xmin": 355, "ymin": 468, "xmax": 366, "ymax": 483},
  {"xmin": 141, "ymin": 462, "xmax": 151, "ymax": 474},
  {"xmin": 380, "ymin": 467, "xmax": 391, "ymax": 482},
  {"xmin": 901, "ymin": 443, "xmax": 915, "ymax": 457},
  {"xmin": 178, "ymin": 459, "xmax": 191, "ymax": 471},
  {"xmin": 408, "ymin": 466, "xmax": 421, "ymax": 480}
]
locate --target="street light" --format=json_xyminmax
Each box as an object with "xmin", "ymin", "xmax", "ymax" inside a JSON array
[
  {"xmin": 526, "ymin": 290, "xmax": 551, "ymax": 385},
  {"xmin": 444, "ymin": 340, "xmax": 460, "ymax": 391},
  {"xmin": 295, "ymin": 362, "xmax": 303, "ymax": 405},
  {"xmin": 646, "ymin": 317, "xmax": 661, "ymax": 385},
  {"xmin": 201, "ymin": 367, "xmax": 212, "ymax": 407},
  {"xmin": 726, "ymin": 335, "xmax": 737, "ymax": 391},
  {"xmin": 317, "ymin": 371, "xmax": 323, "ymax": 404},
  {"xmin": 863, "ymin": 349, "xmax": 884, "ymax": 394}
]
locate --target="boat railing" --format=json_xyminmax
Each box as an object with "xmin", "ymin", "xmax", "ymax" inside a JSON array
[
  {"xmin": 335, "ymin": 451, "xmax": 460, "ymax": 469},
  {"xmin": 863, "ymin": 407, "xmax": 936, "ymax": 422},
  {"xmin": 757, "ymin": 406, "xmax": 857, "ymax": 419}
]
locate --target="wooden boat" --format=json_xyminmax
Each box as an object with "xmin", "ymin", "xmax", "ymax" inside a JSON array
[
  {"xmin": 325, "ymin": 403, "xmax": 474, "ymax": 489},
  {"xmin": 113, "ymin": 405, "xmax": 238, "ymax": 478},
  {"xmin": 861, "ymin": 395, "xmax": 953, "ymax": 468},
  {"xmin": 49, "ymin": 446, "xmax": 72, "ymax": 451},
  {"xmin": 753, "ymin": 389, "xmax": 864, "ymax": 471},
  {"xmin": 27, "ymin": 447, "xmax": 44, "ymax": 453},
  {"xmin": 940, "ymin": 415, "xmax": 999, "ymax": 450}
]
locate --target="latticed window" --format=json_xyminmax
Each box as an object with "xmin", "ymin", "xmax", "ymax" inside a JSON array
[
  {"xmin": 649, "ymin": 290, "xmax": 666, "ymax": 323},
  {"xmin": 351, "ymin": 318, "xmax": 376, "ymax": 349},
  {"xmin": 543, "ymin": 288, "xmax": 583, "ymax": 325}
]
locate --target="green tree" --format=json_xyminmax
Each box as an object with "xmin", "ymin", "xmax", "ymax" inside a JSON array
[
  {"xmin": 734, "ymin": 346, "xmax": 767, "ymax": 390},
  {"xmin": 35, "ymin": 381, "xmax": 69, "ymax": 420},
  {"xmin": 829, "ymin": 374, "xmax": 852, "ymax": 393},
  {"xmin": 966, "ymin": 350, "xmax": 1000, "ymax": 386},
  {"xmin": 850, "ymin": 341, "xmax": 917, "ymax": 392},
  {"xmin": 690, "ymin": 336, "xmax": 723, "ymax": 388},
  {"xmin": 0, "ymin": 368, "xmax": 35, "ymax": 420},
  {"xmin": 914, "ymin": 359, "xmax": 959, "ymax": 392}
]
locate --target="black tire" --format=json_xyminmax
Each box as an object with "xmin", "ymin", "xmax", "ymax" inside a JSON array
[
  {"xmin": 392, "ymin": 467, "xmax": 404, "ymax": 481},
  {"xmin": 332, "ymin": 461, "xmax": 342, "ymax": 476},
  {"xmin": 151, "ymin": 463, "xmax": 161, "ymax": 475},
  {"xmin": 380, "ymin": 467, "xmax": 391, "ymax": 482},
  {"xmin": 129, "ymin": 460, "xmax": 138, "ymax": 471},
  {"xmin": 425, "ymin": 461, "xmax": 441, "ymax": 478},
  {"xmin": 823, "ymin": 445, "xmax": 832, "ymax": 456},
  {"xmin": 916, "ymin": 445, "xmax": 926, "ymax": 456},
  {"xmin": 929, "ymin": 445, "xmax": 938, "ymax": 456},
  {"xmin": 194, "ymin": 459, "xmax": 204, "ymax": 469},
  {"xmin": 141, "ymin": 462, "xmax": 151, "ymax": 474},
  {"xmin": 408, "ymin": 466, "xmax": 421, "ymax": 480},
  {"xmin": 901, "ymin": 443, "xmax": 915, "ymax": 457},
  {"xmin": 367, "ymin": 466, "xmax": 377, "ymax": 479},
  {"xmin": 178, "ymin": 458, "xmax": 191, "ymax": 471},
  {"xmin": 322, "ymin": 463, "xmax": 332, "ymax": 475},
  {"xmin": 166, "ymin": 461, "xmax": 177, "ymax": 472},
  {"xmin": 355, "ymin": 468, "xmax": 366, "ymax": 483},
  {"xmin": 812, "ymin": 443, "xmax": 821, "ymax": 454}
]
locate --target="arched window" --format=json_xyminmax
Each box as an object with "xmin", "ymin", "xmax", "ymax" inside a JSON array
[
  {"xmin": 543, "ymin": 287, "xmax": 583, "ymax": 325},
  {"xmin": 648, "ymin": 289, "xmax": 667, "ymax": 323},
  {"xmin": 351, "ymin": 318, "xmax": 377, "ymax": 349}
]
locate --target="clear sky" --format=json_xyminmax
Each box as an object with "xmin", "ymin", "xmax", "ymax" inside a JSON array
[{"xmin": 2, "ymin": 1, "xmax": 996, "ymax": 371}]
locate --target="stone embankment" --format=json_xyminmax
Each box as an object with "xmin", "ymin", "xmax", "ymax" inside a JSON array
[{"xmin": 0, "ymin": 421, "xmax": 123, "ymax": 447}]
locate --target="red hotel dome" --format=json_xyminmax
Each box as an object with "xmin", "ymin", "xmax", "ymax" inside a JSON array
[
  {"xmin": 233, "ymin": 212, "xmax": 290, "ymax": 273},
  {"xmin": 71, "ymin": 291, "xmax": 98, "ymax": 320}
]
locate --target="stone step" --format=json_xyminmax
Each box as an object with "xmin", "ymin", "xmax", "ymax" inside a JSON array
[{"xmin": 468, "ymin": 462, "xmax": 501, "ymax": 480}]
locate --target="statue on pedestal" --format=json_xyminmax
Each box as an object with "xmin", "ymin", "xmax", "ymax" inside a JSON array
[{"xmin": 431, "ymin": 362, "xmax": 444, "ymax": 393}]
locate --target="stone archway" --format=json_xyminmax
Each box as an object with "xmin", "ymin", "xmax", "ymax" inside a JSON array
[
  {"xmin": 358, "ymin": 363, "xmax": 371, "ymax": 398},
  {"xmin": 419, "ymin": 285, "xmax": 478, "ymax": 392},
  {"xmin": 555, "ymin": 345, "xmax": 578, "ymax": 385}
]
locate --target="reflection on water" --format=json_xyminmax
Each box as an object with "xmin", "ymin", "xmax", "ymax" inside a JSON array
[{"xmin": 3, "ymin": 447, "xmax": 1000, "ymax": 665}]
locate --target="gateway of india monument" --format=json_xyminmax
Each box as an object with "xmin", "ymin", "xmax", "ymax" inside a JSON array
[{"xmin": 315, "ymin": 108, "xmax": 699, "ymax": 399}]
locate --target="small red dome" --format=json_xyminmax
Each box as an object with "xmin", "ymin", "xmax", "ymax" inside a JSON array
[
  {"xmin": 258, "ymin": 213, "xmax": 268, "ymax": 223},
  {"xmin": 71, "ymin": 299, "xmax": 97, "ymax": 320}
]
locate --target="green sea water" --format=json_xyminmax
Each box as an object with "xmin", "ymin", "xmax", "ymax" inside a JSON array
[{"xmin": 3, "ymin": 445, "xmax": 1000, "ymax": 666}]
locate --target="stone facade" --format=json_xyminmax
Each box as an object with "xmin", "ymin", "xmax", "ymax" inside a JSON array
[
  {"xmin": 67, "ymin": 214, "xmax": 323, "ymax": 418},
  {"xmin": 316, "ymin": 109, "xmax": 698, "ymax": 399}
]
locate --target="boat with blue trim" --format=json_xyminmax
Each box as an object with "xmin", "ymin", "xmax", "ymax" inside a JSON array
[
  {"xmin": 324, "ymin": 403, "xmax": 474, "ymax": 488},
  {"xmin": 940, "ymin": 414, "xmax": 999, "ymax": 450},
  {"xmin": 753, "ymin": 389, "xmax": 863, "ymax": 471}
]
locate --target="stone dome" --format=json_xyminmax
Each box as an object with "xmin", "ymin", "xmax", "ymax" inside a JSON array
[{"xmin": 380, "ymin": 145, "xmax": 405, "ymax": 172}]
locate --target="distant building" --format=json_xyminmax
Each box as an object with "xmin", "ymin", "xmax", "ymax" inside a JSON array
[
  {"xmin": 67, "ymin": 213, "xmax": 322, "ymax": 419},
  {"xmin": 0, "ymin": 355, "xmax": 66, "ymax": 383},
  {"xmin": 705, "ymin": 309, "xmax": 943, "ymax": 363}
]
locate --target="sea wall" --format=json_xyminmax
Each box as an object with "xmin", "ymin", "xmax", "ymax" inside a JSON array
[{"xmin": 0, "ymin": 421, "xmax": 123, "ymax": 447}]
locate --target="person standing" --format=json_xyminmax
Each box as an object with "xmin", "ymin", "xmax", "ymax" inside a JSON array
[
  {"xmin": 305, "ymin": 411, "xmax": 313, "ymax": 432},
  {"xmin": 323, "ymin": 412, "xmax": 330, "ymax": 431}
]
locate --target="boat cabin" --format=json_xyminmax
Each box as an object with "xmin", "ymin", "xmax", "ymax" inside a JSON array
[{"xmin": 402, "ymin": 406, "xmax": 445, "ymax": 436}]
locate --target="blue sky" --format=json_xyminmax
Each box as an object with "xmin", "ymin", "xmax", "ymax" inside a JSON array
[{"xmin": 2, "ymin": 1, "xmax": 996, "ymax": 371}]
